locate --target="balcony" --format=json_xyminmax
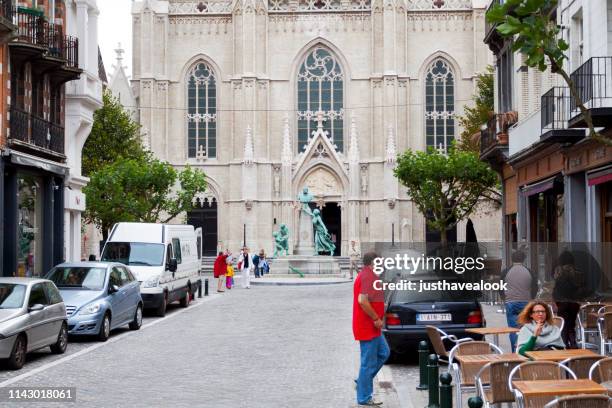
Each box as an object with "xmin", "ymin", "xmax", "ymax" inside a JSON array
[
  {"xmin": 9, "ymin": 107, "xmax": 65, "ymax": 160},
  {"xmin": 484, "ymin": 0, "xmax": 514, "ymax": 53},
  {"xmin": 540, "ymin": 87, "xmax": 586, "ymax": 144},
  {"xmin": 0, "ymin": 1, "xmax": 15, "ymax": 42},
  {"xmin": 568, "ymin": 56, "xmax": 612, "ymax": 129},
  {"xmin": 9, "ymin": 7, "xmax": 80, "ymax": 83},
  {"xmin": 480, "ymin": 111, "xmax": 517, "ymax": 168}
]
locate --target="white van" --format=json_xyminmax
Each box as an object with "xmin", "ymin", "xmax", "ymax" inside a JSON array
[{"xmin": 100, "ymin": 223, "xmax": 202, "ymax": 316}]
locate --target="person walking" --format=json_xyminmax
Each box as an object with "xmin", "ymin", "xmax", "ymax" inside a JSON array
[
  {"xmin": 239, "ymin": 247, "xmax": 254, "ymax": 289},
  {"xmin": 349, "ymin": 240, "xmax": 361, "ymax": 280},
  {"xmin": 502, "ymin": 250, "xmax": 535, "ymax": 352},
  {"xmin": 252, "ymin": 251, "xmax": 261, "ymax": 278},
  {"xmin": 213, "ymin": 251, "xmax": 228, "ymax": 293},
  {"xmin": 353, "ymin": 252, "xmax": 389, "ymax": 406},
  {"xmin": 258, "ymin": 250, "xmax": 268, "ymax": 276}
]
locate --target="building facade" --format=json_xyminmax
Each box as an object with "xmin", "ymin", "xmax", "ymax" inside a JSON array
[
  {"xmin": 131, "ymin": 0, "xmax": 499, "ymax": 256},
  {"xmin": 482, "ymin": 0, "xmax": 612, "ymax": 278}
]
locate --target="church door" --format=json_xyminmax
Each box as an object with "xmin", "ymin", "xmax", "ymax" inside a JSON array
[
  {"xmin": 321, "ymin": 203, "xmax": 341, "ymax": 256},
  {"xmin": 187, "ymin": 199, "xmax": 218, "ymax": 256}
]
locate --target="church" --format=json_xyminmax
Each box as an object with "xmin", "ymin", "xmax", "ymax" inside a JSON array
[{"xmin": 128, "ymin": 0, "xmax": 497, "ymax": 256}]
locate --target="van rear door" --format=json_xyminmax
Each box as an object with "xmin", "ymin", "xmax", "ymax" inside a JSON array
[{"xmin": 195, "ymin": 228, "xmax": 202, "ymax": 269}]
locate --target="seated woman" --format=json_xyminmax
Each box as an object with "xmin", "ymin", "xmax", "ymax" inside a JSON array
[{"xmin": 516, "ymin": 301, "xmax": 565, "ymax": 356}]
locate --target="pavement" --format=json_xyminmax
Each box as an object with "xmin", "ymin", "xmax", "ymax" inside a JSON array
[{"xmin": 0, "ymin": 279, "xmax": 401, "ymax": 408}]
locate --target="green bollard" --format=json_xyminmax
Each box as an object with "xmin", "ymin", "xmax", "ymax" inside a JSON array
[
  {"xmin": 427, "ymin": 354, "xmax": 439, "ymax": 408},
  {"xmin": 467, "ymin": 396, "xmax": 483, "ymax": 408},
  {"xmin": 439, "ymin": 373, "xmax": 452, "ymax": 408},
  {"xmin": 417, "ymin": 341, "xmax": 429, "ymax": 390}
]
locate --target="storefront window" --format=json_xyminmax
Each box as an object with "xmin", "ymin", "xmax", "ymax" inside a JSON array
[{"xmin": 17, "ymin": 174, "xmax": 43, "ymax": 277}]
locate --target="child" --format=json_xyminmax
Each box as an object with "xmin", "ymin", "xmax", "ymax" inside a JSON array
[{"xmin": 226, "ymin": 252, "xmax": 235, "ymax": 289}]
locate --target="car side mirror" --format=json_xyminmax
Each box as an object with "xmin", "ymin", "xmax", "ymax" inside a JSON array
[
  {"xmin": 109, "ymin": 284, "xmax": 120, "ymax": 294},
  {"xmin": 28, "ymin": 304, "xmax": 44, "ymax": 312},
  {"xmin": 167, "ymin": 258, "xmax": 178, "ymax": 272}
]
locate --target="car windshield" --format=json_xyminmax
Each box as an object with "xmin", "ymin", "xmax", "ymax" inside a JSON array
[
  {"xmin": 0, "ymin": 284, "xmax": 26, "ymax": 309},
  {"xmin": 101, "ymin": 242, "xmax": 164, "ymax": 266},
  {"xmin": 47, "ymin": 267, "xmax": 107, "ymax": 290}
]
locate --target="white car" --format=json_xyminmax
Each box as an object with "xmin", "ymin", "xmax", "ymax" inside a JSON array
[{"xmin": 0, "ymin": 278, "xmax": 68, "ymax": 369}]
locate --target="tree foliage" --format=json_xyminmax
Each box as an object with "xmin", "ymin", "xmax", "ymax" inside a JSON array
[
  {"xmin": 83, "ymin": 158, "xmax": 207, "ymax": 239},
  {"xmin": 487, "ymin": 0, "xmax": 609, "ymax": 145},
  {"xmin": 82, "ymin": 90, "xmax": 147, "ymax": 177},
  {"xmin": 456, "ymin": 66, "xmax": 494, "ymax": 153},
  {"xmin": 394, "ymin": 148, "xmax": 498, "ymax": 243}
]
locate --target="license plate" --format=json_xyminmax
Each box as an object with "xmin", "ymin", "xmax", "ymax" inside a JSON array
[{"xmin": 417, "ymin": 313, "xmax": 452, "ymax": 322}]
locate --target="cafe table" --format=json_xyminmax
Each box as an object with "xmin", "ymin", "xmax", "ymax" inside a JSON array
[
  {"xmin": 454, "ymin": 353, "xmax": 527, "ymax": 384},
  {"xmin": 465, "ymin": 326, "xmax": 520, "ymax": 347},
  {"xmin": 512, "ymin": 379, "xmax": 607, "ymax": 408},
  {"xmin": 524, "ymin": 349, "xmax": 601, "ymax": 362}
]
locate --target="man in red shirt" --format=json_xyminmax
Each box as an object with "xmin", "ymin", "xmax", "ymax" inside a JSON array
[
  {"xmin": 353, "ymin": 251, "xmax": 389, "ymax": 406},
  {"xmin": 213, "ymin": 251, "xmax": 228, "ymax": 293}
]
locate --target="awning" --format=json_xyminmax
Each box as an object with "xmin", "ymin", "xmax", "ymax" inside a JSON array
[
  {"xmin": 588, "ymin": 166, "xmax": 612, "ymax": 186},
  {"xmin": 9, "ymin": 150, "xmax": 69, "ymax": 176},
  {"xmin": 520, "ymin": 176, "xmax": 563, "ymax": 197}
]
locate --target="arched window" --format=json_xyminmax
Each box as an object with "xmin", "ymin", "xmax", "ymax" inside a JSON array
[
  {"xmin": 187, "ymin": 62, "xmax": 216, "ymax": 158},
  {"xmin": 425, "ymin": 59, "xmax": 455, "ymax": 152},
  {"xmin": 297, "ymin": 47, "xmax": 344, "ymax": 153}
]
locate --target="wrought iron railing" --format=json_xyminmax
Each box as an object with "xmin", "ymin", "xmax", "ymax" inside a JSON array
[
  {"xmin": 11, "ymin": 8, "xmax": 79, "ymax": 68},
  {"xmin": 570, "ymin": 56, "xmax": 612, "ymax": 112},
  {"xmin": 480, "ymin": 111, "xmax": 517, "ymax": 155},
  {"xmin": 541, "ymin": 87, "xmax": 572, "ymax": 131},
  {"xmin": 10, "ymin": 107, "xmax": 64, "ymax": 155}
]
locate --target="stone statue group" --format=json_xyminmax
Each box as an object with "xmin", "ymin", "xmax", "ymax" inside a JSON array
[{"xmin": 273, "ymin": 186, "xmax": 336, "ymax": 257}]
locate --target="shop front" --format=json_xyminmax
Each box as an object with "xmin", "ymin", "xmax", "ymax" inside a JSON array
[{"xmin": 1, "ymin": 151, "xmax": 66, "ymax": 277}]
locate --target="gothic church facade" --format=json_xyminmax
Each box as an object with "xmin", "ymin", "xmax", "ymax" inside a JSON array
[{"xmin": 131, "ymin": 0, "xmax": 496, "ymax": 256}]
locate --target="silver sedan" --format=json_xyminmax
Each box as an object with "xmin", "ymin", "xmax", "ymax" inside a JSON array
[{"xmin": 0, "ymin": 278, "xmax": 68, "ymax": 370}]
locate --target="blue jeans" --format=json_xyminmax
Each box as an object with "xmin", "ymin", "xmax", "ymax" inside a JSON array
[
  {"xmin": 506, "ymin": 301, "xmax": 528, "ymax": 352},
  {"xmin": 357, "ymin": 335, "xmax": 390, "ymax": 404}
]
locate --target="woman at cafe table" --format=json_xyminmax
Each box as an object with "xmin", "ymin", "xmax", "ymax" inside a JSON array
[{"xmin": 516, "ymin": 301, "xmax": 565, "ymax": 356}]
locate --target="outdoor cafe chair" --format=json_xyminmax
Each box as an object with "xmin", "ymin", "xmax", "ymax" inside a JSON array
[
  {"xmin": 449, "ymin": 341, "xmax": 503, "ymax": 407},
  {"xmin": 598, "ymin": 312, "xmax": 612, "ymax": 356},
  {"xmin": 475, "ymin": 360, "xmax": 523, "ymax": 408},
  {"xmin": 578, "ymin": 303, "xmax": 605, "ymax": 350},
  {"xmin": 508, "ymin": 361, "xmax": 577, "ymax": 408},
  {"xmin": 553, "ymin": 316, "xmax": 565, "ymax": 332},
  {"xmin": 543, "ymin": 394, "xmax": 611, "ymax": 408},
  {"xmin": 589, "ymin": 357, "xmax": 612, "ymax": 396},
  {"xmin": 560, "ymin": 355, "xmax": 605, "ymax": 379},
  {"xmin": 425, "ymin": 325, "xmax": 473, "ymax": 364}
]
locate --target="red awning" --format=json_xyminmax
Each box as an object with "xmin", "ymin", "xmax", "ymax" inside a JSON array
[{"xmin": 588, "ymin": 170, "xmax": 612, "ymax": 186}]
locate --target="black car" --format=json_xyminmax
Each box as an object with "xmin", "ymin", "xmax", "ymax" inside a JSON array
[{"xmin": 382, "ymin": 277, "xmax": 485, "ymax": 359}]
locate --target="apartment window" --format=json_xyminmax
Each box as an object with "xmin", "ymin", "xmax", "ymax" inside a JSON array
[
  {"xmin": 497, "ymin": 47, "xmax": 513, "ymax": 113},
  {"xmin": 571, "ymin": 9, "xmax": 584, "ymax": 70}
]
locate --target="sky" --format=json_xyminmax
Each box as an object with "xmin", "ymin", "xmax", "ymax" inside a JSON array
[{"xmin": 98, "ymin": 0, "xmax": 133, "ymax": 79}]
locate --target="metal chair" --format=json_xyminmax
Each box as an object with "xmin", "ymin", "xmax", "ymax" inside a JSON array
[
  {"xmin": 449, "ymin": 341, "xmax": 503, "ymax": 407},
  {"xmin": 475, "ymin": 360, "xmax": 522, "ymax": 408},
  {"xmin": 589, "ymin": 357, "xmax": 612, "ymax": 396},
  {"xmin": 508, "ymin": 361, "xmax": 577, "ymax": 408},
  {"xmin": 425, "ymin": 325, "xmax": 473, "ymax": 364},
  {"xmin": 553, "ymin": 316, "xmax": 565, "ymax": 332},
  {"xmin": 560, "ymin": 355, "xmax": 605, "ymax": 379},
  {"xmin": 598, "ymin": 312, "xmax": 612, "ymax": 355},
  {"xmin": 543, "ymin": 394, "xmax": 611, "ymax": 408},
  {"xmin": 578, "ymin": 303, "xmax": 605, "ymax": 349}
]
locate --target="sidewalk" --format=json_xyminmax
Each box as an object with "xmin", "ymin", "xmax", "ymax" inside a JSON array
[{"xmin": 349, "ymin": 366, "xmax": 402, "ymax": 408}]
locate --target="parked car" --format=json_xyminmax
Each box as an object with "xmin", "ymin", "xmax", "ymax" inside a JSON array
[
  {"xmin": 45, "ymin": 262, "xmax": 143, "ymax": 341},
  {"xmin": 382, "ymin": 273, "xmax": 485, "ymax": 360},
  {"xmin": 100, "ymin": 223, "xmax": 202, "ymax": 316},
  {"xmin": 0, "ymin": 278, "xmax": 68, "ymax": 370}
]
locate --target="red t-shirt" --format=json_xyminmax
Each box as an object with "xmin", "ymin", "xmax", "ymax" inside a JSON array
[
  {"xmin": 213, "ymin": 254, "xmax": 228, "ymax": 278},
  {"xmin": 352, "ymin": 266, "xmax": 385, "ymax": 341}
]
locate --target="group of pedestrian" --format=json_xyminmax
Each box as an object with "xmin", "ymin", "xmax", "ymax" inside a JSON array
[{"xmin": 213, "ymin": 247, "xmax": 269, "ymax": 292}]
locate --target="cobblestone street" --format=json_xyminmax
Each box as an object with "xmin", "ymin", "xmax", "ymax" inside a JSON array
[{"xmin": 0, "ymin": 281, "xmax": 369, "ymax": 408}]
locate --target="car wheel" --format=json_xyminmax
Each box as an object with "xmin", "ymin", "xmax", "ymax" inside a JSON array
[
  {"xmin": 129, "ymin": 305, "xmax": 143, "ymax": 330},
  {"xmin": 180, "ymin": 288, "xmax": 190, "ymax": 308},
  {"xmin": 50, "ymin": 323, "xmax": 68, "ymax": 354},
  {"xmin": 98, "ymin": 314, "xmax": 111, "ymax": 342},
  {"xmin": 7, "ymin": 335, "xmax": 26, "ymax": 370},
  {"xmin": 156, "ymin": 293, "xmax": 167, "ymax": 317}
]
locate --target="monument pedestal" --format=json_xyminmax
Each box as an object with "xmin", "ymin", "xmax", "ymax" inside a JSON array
[
  {"xmin": 270, "ymin": 255, "xmax": 341, "ymax": 275},
  {"xmin": 294, "ymin": 211, "xmax": 316, "ymax": 256}
]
